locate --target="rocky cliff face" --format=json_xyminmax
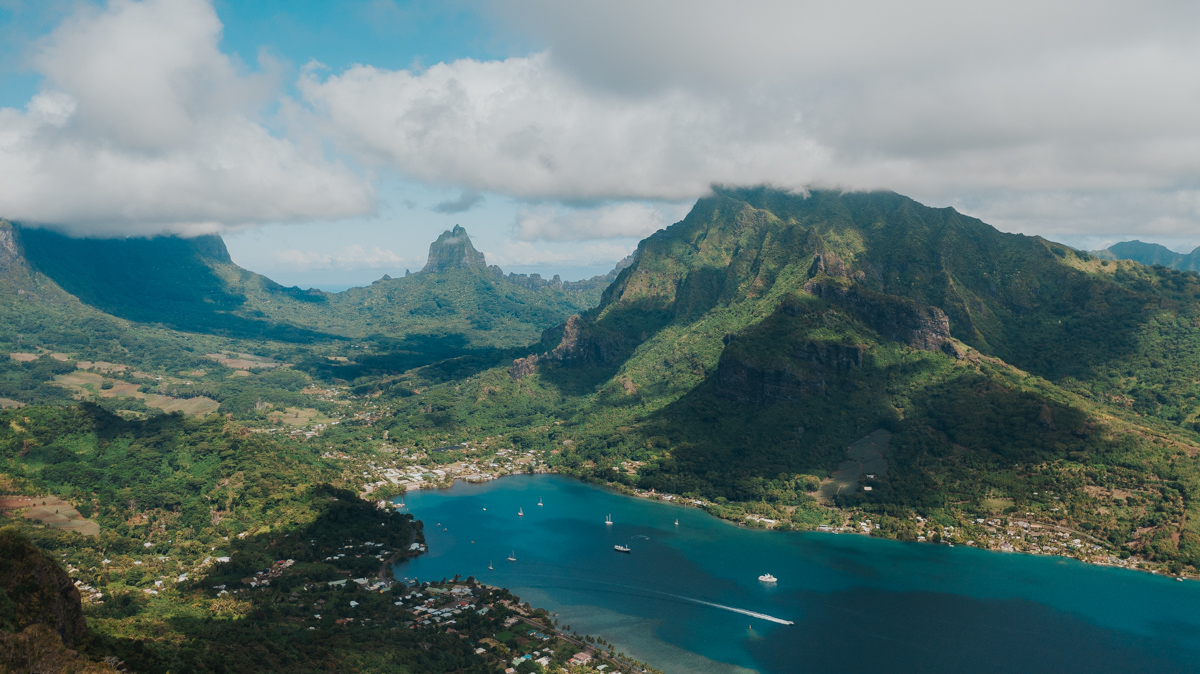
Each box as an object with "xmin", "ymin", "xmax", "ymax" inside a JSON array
[
  {"xmin": 510, "ymin": 314, "xmax": 615, "ymax": 379},
  {"xmin": 0, "ymin": 221, "xmax": 17, "ymax": 270},
  {"xmin": 0, "ymin": 527, "xmax": 89, "ymax": 648},
  {"xmin": 804, "ymin": 278, "xmax": 958, "ymax": 355},
  {"xmin": 421, "ymin": 225, "xmax": 487, "ymax": 273}
]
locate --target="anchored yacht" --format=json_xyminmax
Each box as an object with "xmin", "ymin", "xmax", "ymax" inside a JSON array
[
  {"xmin": 758, "ymin": 573, "xmax": 777, "ymax": 583},
  {"xmin": 507, "ymin": 551, "xmax": 516, "ymax": 562},
  {"xmin": 614, "ymin": 545, "xmax": 631, "ymax": 553},
  {"xmin": 605, "ymin": 514, "xmax": 613, "ymax": 525}
]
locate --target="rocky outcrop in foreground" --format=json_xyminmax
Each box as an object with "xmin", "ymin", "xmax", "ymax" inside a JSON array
[
  {"xmin": 0, "ymin": 527, "xmax": 119, "ymax": 672},
  {"xmin": 0, "ymin": 527, "xmax": 89, "ymax": 647}
]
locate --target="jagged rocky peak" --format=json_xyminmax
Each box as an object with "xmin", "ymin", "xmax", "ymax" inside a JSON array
[
  {"xmin": 421, "ymin": 225, "xmax": 486, "ymax": 273},
  {"xmin": 0, "ymin": 220, "xmax": 18, "ymax": 269}
]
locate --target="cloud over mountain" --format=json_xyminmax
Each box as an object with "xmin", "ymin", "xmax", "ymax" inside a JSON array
[
  {"xmin": 4, "ymin": 0, "xmax": 1200, "ymax": 244},
  {"xmin": 297, "ymin": 53, "xmax": 824, "ymax": 204}
]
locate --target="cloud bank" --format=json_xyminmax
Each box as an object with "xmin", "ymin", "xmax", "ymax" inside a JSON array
[
  {"xmin": 298, "ymin": 0, "xmax": 1200, "ymax": 239},
  {"xmin": 272, "ymin": 244, "xmax": 407, "ymax": 272},
  {"xmin": 515, "ymin": 202, "xmax": 690, "ymax": 241},
  {"xmin": 4, "ymin": 0, "xmax": 1200, "ymax": 243},
  {"xmin": 433, "ymin": 191, "xmax": 485, "ymax": 214},
  {"xmin": 0, "ymin": 0, "xmax": 373, "ymax": 236}
]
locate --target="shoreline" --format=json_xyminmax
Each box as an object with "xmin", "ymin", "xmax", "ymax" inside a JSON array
[{"xmin": 404, "ymin": 469, "xmax": 1191, "ymax": 582}]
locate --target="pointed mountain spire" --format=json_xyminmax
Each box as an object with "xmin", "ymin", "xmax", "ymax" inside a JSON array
[{"xmin": 421, "ymin": 225, "xmax": 486, "ymax": 273}]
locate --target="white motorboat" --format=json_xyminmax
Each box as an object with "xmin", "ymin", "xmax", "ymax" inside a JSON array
[
  {"xmin": 614, "ymin": 545, "xmax": 631, "ymax": 553},
  {"xmin": 758, "ymin": 573, "xmax": 777, "ymax": 583}
]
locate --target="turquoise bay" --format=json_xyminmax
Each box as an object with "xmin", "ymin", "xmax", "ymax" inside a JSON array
[{"xmin": 394, "ymin": 475, "xmax": 1200, "ymax": 673}]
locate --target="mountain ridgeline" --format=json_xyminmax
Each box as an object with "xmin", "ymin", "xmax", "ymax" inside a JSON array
[
  {"xmin": 391, "ymin": 188, "xmax": 1200, "ymax": 567},
  {"xmin": 1093, "ymin": 239, "xmax": 1200, "ymax": 272},
  {"xmin": 5, "ymin": 189, "xmax": 1200, "ymax": 572},
  {"xmin": 3, "ymin": 222, "xmax": 622, "ymax": 377}
]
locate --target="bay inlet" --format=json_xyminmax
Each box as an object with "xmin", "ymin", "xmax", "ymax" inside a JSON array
[{"xmin": 394, "ymin": 475, "xmax": 1200, "ymax": 673}]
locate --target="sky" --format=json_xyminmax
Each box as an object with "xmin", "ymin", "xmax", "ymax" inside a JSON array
[{"xmin": 2, "ymin": 0, "xmax": 1200, "ymax": 290}]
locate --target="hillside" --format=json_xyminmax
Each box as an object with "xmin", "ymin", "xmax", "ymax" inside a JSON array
[
  {"xmin": 1092, "ymin": 240, "xmax": 1200, "ymax": 272},
  {"xmin": 378, "ymin": 188, "xmax": 1200, "ymax": 570},
  {"xmin": 0, "ymin": 406, "xmax": 579, "ymax": 673},
  {"xmin": 16, "ymin": 226, "xmax": 334, "ymax": 342},
  {"xmin": 13, "ymin": 222, "xmax": 608, "ymax": 351}
]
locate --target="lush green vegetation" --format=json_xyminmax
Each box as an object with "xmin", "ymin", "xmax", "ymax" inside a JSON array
[
  {"xmin": 7, "ymin": 187, "xmax": 1200, "ymax": 671},
  {"xmin": 364, "ymin": 188, "xmax": 1200, "ymax": 571},
  {"xmin": 0, "ymin": 405, "xmax": 515, "ymax": 671},
  {"xmin": 14, "ymin": 221, "xmax": 602, "ymax": 350}
]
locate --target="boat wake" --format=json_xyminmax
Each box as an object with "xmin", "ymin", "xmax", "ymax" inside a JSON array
[
  {"xmin": 485, "ymin": 565, "xmax": 796, "ymax": 626},
  {"xmin": 665, "ymin": 594, "xmax": 795, "ymax": 625}
]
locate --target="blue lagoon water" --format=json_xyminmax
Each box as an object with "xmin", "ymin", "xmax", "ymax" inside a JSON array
[{"xmin": 393, "ymin": 475, "xmax": 1200, "ymax": 673}]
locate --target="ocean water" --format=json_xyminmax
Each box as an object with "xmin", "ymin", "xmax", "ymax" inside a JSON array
[{"xmin": 393, "ymin": 475, "xmax": 1200, "ymax": 673}]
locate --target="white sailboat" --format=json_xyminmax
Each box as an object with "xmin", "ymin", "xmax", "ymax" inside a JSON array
[
  {"xmin": 537, "ymin": 498, "xmax": 543, "ymax": 507},
  {"xmin": 518, "ymin": 507, "xmax": 524, "ymax": 517},
  {"xmin": 675, "ymin": 519, "xmax": 679, "ymax": 526},
  {"xmin": 605, "ymin": 514, "xmax": 613, "ymax": 525},
  {"xmin": 488, "ymin": 561, "xmax": 493, "ymax": 570},
  {"xmin": 507, "ymin": 551, "xmax": 516, "ymax": 562}
]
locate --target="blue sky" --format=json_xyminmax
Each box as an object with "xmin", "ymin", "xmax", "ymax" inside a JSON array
[
  {"xmin": 0, "ymin": 0, "xmax": 513, "ymax": 109},
  {"xmin": 2, "ymin": 0, "xmax": 1200, "ymax": 290},
  {"xmin": 0, "ymin": 0, "xmax": 637, "ymax": 289}
]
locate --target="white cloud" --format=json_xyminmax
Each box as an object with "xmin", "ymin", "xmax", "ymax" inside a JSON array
[
  {"xmin": 515, "ymin": 201, "xmax": 689, "ymax": 241},
  {"xmin": 272, "ymin": 244, "xmax": 407, "ymax": 271},
  {"xmin": 7, "ymin": 0, "xmax": 1200, "ymax": 247},
  {"xmin": 484, "ymin": 240, "xmax": 634, "ymax": 269},
  {"xmin": 297, "ymin": 0, "xmax": 1200, "ymax": 240},
  {"xmin": 0, "ymin": 0, "xmax": 374, "ymax": 236},
  {"xmin": 433, "ymin": 191, "xmax": 484, "ymax": 214},
  {"xmin": 297, "ymin": 53, "xmax": 828, "ymax": 203}
]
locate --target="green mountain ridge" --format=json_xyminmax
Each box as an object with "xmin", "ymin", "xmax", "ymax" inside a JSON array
[
  {"xmin": 5, "ymin": 187, "xmax": 1200, "ymax": 671},
  {"xmin": 381, "ymin": 187, "xmax": 1200, "ymax": 567},
  {"xmin": 8, "ymin": 222, "xmax": 613, "ymax": 351},
  {"xmin": 1092, "ymin": 239, "xmax": 1200, "ymax": 272}
]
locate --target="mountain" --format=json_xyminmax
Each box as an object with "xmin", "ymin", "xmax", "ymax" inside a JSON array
[
  {"xmin": 385, "ymin": 187, "xmax": 1200, "ymax": 567},
  {"xmin": 7, "ymin": 223, "xmax": 613, "ymax": 351},
  {"xmin": 420, "ymin": 224, "xmax": 486, "ymax": 272},
  {"xmin": 1092, "ymin": 240, "xmax": 1200, "ymax": 272},
  {"xmin": 15, "ymin": 224, "xmax": 334, "ymax": 341},
  {"xmin": 228, "ymin": 226, "xmax": 615, "ymax": 352}
]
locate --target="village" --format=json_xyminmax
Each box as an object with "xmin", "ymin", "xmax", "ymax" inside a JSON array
[{"xmin": 216, "ymin": 553, "xmax": 659, "ymax": 673}]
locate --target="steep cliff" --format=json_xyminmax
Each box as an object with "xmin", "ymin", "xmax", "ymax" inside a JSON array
[
  {"xmin": 421, "ymin": 225, "xmax": 487, "ymax": 273},
  {"xmin": 0, "ymin": 527, "xmax": 89, "ymax": 647}
]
